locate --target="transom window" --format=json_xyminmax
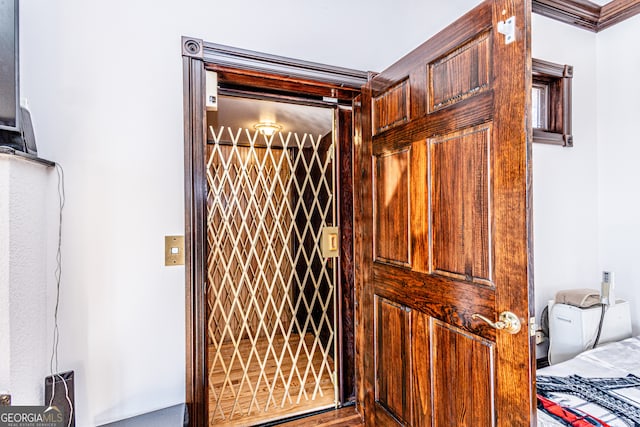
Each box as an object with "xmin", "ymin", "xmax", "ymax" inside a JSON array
[{"xmin": 532, "ymin": 58, "xmax": 573, "ymax": 147}]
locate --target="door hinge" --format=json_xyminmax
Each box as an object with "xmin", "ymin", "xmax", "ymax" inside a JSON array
[{"xmin": 497, "ymin": 16, "xmax": 516, "ymax": 44}]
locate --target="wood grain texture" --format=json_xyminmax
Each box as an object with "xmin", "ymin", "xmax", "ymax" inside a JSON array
[
  {"xmin": 409, "ymin": 67, "xmax": 429, "ymax": 120},
  {"xmin": 374, "ymin": 404, "xmax": 404, "ymax": 426},
  {"xmin": 202, "ymin": 41, "xmax": 368, "ymax": 89},
  {"xmin": 374, "ymin": 149, "xmax": 411, "ymax": 266},
  {"xmin": 532, "ymin": 0, "xmax": 600, "ymax": 31},
  {"xmin": 337, "ymin": 107, "xmax": 356, "ymax": 403},
  {"xmin": 374, "ymin": 297, "xmax": 410, "ymax": 423},
  {"xmin": 372, "ymin": 80, "xmax": 410, "ymax": 135},
  {"xmin": 532, "ymin": 58, "xmax": 573, "ymax": 146},
  {"xmin": 183, "ymin": 54, "xmax": 208, "ymax": 427},
  {"xmin": 276, "ymin": 406, "xmax": 362, "ymax": 427},
  {"xmin": 351, "ymin": 95, "xmax": 366, "ymax": 422},
  {"xmin": 209, "ymin": 66, "xmax": 361, "ymax": 102},
  {"xmin": 410, "ymin": 310, "xmax": 431, "ymax": 427},
  {"xmin": 372, "ymin": 91, "xmax": 494, "ymax": 154},
  {"xmin": 354, "ymin": 86, "xmax": 376, "ymax": 425},
  {"xmin": 431, "ymin": 320, "xmax": 495, "ymax": 427},
  {"xmin": 355, "ymin": 1, "xmax": 534, "ymax": 425},
  {"xmin": 430, "ymin": 125, "xmax": 491, "ymax": 285},
  {"xmin": 489, "ymin": 1, "xmax": 536, "ymax": 424},
  {"xmin": 372, "ymin": 265, "xmax": 497, "ymax": 340},
  {"xmin": 373, "ymin": 300, "xmax": 431, "ymax": 426},
  {"xmin": 599, "ymin": 0, "xmax": 640, "ymax": 30},
  {"xmin": 429, "ymin": 31, "xmax": 491, "ymax": 112},
  {"xmin": 409, "ymin": 140, "xmax": 429, "ymax": 274}
]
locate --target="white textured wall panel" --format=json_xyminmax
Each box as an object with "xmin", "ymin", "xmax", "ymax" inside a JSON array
[
  {"xmin": 0, "ymin": 154, "xmax": 52, "ymax": 404},
  {"xmin": 0, "ymin": 157, "xmax": 11, "ymax": 395}
]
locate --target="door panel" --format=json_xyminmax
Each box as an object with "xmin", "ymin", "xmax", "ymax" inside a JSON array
[
  {"xmin": 431, "ymin": 320, "xmax": 495, "ymax": 426},
  {"xmin": 373, "ymin": 80, "xmax": 410, "ymax": 135},
  {"xmin": 354, "ymin": 0, "xmax": 533, "ymax": 426},
  {"xmin": 430, "ymin": 124, "xmax": 492, "ymax": 285},
  {"xmin": 429, "ymin": 30, "xmax": 491, "ymax": 112},
  {"xmin": 374, "ymin": 297, "xmax": 410, "ymax": 422},
  {"xmin": 373, "ymin": 297, "xmax": 432, "ymax": 426},
  {"xmin": 374, "ymin": 148, "xmax": 411, "ymax": 266}
]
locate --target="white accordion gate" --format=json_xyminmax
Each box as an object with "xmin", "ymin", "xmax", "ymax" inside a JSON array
[{"xmin": 205, "ymin": 126, "xmax": 338, "ymax": 426}]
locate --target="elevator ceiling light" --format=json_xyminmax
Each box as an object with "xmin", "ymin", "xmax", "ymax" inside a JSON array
[{"xmin": 254, "ymin": 121, "xmax": 282, "ymax": 137}]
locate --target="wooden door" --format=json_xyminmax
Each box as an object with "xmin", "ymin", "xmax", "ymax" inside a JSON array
[{"xmin": 354, "ymin": 0, "xmax": 534, "ymax": 426}]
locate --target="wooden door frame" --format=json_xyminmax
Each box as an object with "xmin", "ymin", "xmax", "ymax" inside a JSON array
[{"xmin": 181, "ymin": 36, "xmax": 368, "ymax": 427}]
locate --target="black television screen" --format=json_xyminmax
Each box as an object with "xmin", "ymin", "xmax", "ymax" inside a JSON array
[{"xmin": 0, "ymin": 0, "xmax": 19, "ymax": 132}]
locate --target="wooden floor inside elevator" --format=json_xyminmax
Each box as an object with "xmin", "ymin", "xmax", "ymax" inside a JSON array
[
  {"xmin": 208, "ymin": 333, "xmax": 336, "ymax": 426},
  {"xmin": 275, "ymin": 406, "xmax": 363, "ymax": 427}
]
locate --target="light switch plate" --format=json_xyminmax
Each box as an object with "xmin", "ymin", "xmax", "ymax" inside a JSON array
[
  {"xmin": 321, "ymin": 226, "xmax": 339, "ymax": 258},
  {"xmin": 165, "ymin": 235, "xmax": 185, "ymax": 266}
]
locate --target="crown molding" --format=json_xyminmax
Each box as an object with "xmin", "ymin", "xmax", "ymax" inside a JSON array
[
  {"xmin": 533, "ymin": 0, "xmax": 600, "ymax": 31},
  {"xmin": 599, "ymin": 0, "xmax": 640, "ymax": 29},
  {"xmin": 532, "ymin": 0, "xmax": 640, "ymax": 32}
]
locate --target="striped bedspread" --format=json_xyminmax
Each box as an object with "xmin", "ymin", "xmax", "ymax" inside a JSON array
[{"xmin": 537, "ymin": 336, "xmax": 640, "ymax": 426}]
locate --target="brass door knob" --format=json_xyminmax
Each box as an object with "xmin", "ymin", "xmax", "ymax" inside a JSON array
[{"xmin": 472, "ymin": 311, "xmax": 521, "ymax": 334}]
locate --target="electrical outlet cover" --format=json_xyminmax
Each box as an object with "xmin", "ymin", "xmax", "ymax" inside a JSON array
[{"xmin": 0, "ymin": 394, "xmax": 10, "ymax": 406}]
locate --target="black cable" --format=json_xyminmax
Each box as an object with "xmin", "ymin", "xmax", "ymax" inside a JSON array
[
  {"xmin": 592, "ymin": 303, "xmax": 606, "ymax": 349},
  {"xmin": 50, "ymin": 163, "xmax": 64, "ymax": 376},
  {"xmin": 541, "ymin": 305, "xmax": 549, "ymax": 337},
  {"xmin": 48, "ymin": 163, "xmax": 73, "ymax": 427}
]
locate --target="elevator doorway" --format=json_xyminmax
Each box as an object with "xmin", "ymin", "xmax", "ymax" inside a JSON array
[{"xmin": 205, "ymin": 95, "xmax": 338, "ymax": 426}]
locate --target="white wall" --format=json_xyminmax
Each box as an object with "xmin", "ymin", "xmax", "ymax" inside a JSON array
[
  {"xmin": 533, "ymin": 12, "xmax": 640, "ymax": 344},
  {"xmin": 531, "ymin": 15, "xmax": 599, "ymax": 337},
  {"xmin": 19, "ymin": 0, "xmax": 483, "ymax": 425},
  {"xmin": 0, "ymin": 154, "xmax": 53, "ymax": 404},
  {"xmin": 596, "ymin": 14, "xmax": 640, "ymax": 335}
]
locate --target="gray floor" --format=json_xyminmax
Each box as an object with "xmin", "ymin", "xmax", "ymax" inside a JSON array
[{"xmin": 99, "ymin": 404, "xmax": 187, "ymax": 427}]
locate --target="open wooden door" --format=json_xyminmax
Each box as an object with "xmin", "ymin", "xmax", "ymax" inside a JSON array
[{"xmin": 354, "ymin": 0, "xmax": 534, "ymax": 425}]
